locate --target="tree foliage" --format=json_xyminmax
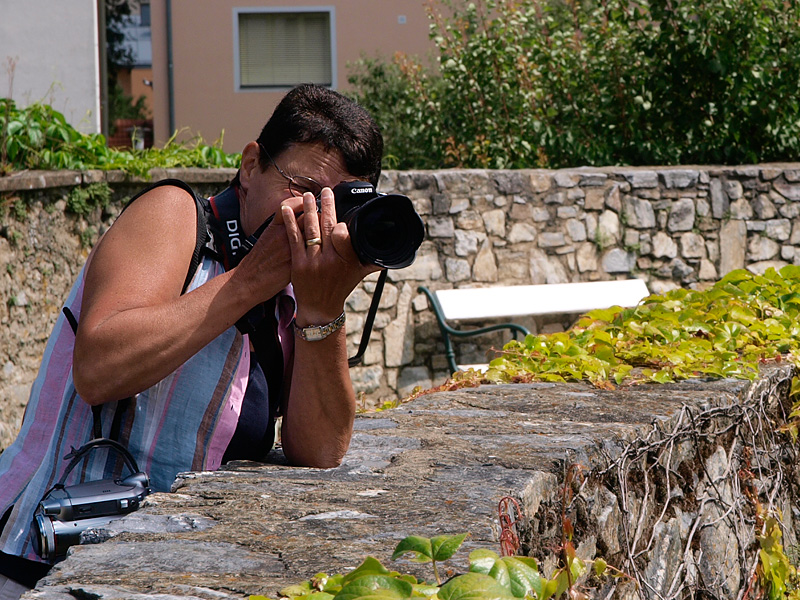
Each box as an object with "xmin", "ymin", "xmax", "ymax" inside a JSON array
[{"xmin": 347, "ymin": 0, "xmax": 800, "ymax": 169}]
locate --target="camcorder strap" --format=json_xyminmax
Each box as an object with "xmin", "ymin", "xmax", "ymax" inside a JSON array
[
  {"xmin": 37, "ymin": 438, "xmax": 149, "ymax": 509},
  {"xmin": 56, "ymin": 439, "xmax": 144, "ymax": 489}
]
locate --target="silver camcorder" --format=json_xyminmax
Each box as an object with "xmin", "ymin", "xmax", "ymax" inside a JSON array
[{"xmin": 31, "ymin": 439, "xmax": 150, "ymax": 560}]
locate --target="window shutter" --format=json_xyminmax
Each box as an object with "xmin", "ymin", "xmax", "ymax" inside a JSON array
[{"xmin": 239, "ymin": 12, "xmax": 332, "ymax": 87}]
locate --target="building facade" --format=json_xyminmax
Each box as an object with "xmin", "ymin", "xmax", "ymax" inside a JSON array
[
  {"xmin": 0, "ymin": 0, "xmax": 102, "ymax": 134},
  {"xmin": 149, "ymin": 0, "xmax": 435, "ymax": 153}
]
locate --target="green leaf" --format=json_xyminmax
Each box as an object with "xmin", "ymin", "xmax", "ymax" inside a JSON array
[
  {"xmin": 342, "ymin": 558, "xmax": 392, "ymax": 585},
  {"xmin": 431, "ymin": 533, "xmax": 469, "ymax": 561},
  {"xmin": 333, "ymin": 575, "xmax": 414, "ymax": 600},
  {"xmin": 392, "ymin": 536, "xmax": 433, "ymax": 563},
  {"xmin": 468, "ymin": 550, "xmax": 542, "ymax": 598},
  {"xmin": 438, "ymin": 572, "xmax": 517, "ymax": 600}
]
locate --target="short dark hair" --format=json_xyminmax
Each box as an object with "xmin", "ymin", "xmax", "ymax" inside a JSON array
[{"xmin": 255, "ymin": 84, "xmax": 383, "ymax": 186}]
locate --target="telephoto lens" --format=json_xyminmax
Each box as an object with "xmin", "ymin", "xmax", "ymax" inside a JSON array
[{"xmin": 331, "ymin": 181, "xmax": 424, "ymax": 269}]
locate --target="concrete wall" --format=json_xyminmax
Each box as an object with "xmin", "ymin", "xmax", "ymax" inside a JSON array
[
  {"xmin": 0, "ymin": 0, "xmax": 101, "ymax": 134},
  {"xmin": 2, "ymin": 164, "xmax": 800, "ymax": 446}
]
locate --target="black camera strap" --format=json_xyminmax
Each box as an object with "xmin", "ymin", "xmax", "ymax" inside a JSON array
[
  {"xmin": 62, "ymin": 307, "xmax": 132, "ymax": 442},
  {"xmin": 347, "ymin": 269, "xmax": 387, "ymax": 368}
]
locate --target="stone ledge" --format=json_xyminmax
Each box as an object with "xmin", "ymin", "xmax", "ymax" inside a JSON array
[
  {"xmin": 0, "ymin": 169, "xmax": 238, "ymax": 192},
  {"xmin": 26, "ymin": 364, "xmax": 797, "ymax": 600}
]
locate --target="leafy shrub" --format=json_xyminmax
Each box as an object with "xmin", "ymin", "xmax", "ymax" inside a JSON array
[
  {"xmin": 347, "ymin": 0, "xmax": 800, "ymax": 169},
  {"xmin": 0, "ymin": 98, "xmax": 240, "ymax": 177}
]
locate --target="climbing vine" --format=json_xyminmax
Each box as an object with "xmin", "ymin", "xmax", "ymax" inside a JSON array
[{"xmin": 484, "ymin": 266, "xmax": 800, "ymax": 387}]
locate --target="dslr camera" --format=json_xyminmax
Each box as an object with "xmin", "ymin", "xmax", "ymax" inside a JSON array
[
  {"xmin": 31, "ymin": 439, "xmax": 150, "ymax": 560},
  {"xmin": 330, "ymin": 181, "xmax": 424, "ymax": 270}
]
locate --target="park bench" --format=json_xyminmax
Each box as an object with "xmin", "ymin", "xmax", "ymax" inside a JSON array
[{"xmin": 418, "ymin": 279, "xmax": 650, "ymax": 373}]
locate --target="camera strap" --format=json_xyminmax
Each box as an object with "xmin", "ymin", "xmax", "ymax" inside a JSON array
[
  {"xmin": 347, "ymin": 269, "xmax": 387, "ymax": 368},
  {"xmin": 62, "ymin": 307, "xmax": 132, "ymax": 442}
]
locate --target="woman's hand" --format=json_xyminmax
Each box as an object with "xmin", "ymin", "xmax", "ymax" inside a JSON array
[{"xmin": 280, "ymin": 188, "xmax": 379, "ymax": 326}]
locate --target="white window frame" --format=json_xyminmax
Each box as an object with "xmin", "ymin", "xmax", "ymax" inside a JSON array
[{"xmin": 233, "ymin": 6, "xmax": 337, "ymax": 92}]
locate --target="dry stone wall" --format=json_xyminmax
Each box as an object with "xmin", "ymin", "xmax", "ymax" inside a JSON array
[{"xmin": 2, "ymin": 164, "xmax": 800, "ymax": 445}]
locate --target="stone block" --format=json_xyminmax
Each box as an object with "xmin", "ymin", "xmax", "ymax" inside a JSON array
[
  {"xmin": 538, "ymin": 232, "xmax": 566, "ymax": 248},
  {"xmin": 748, "ymin": 236, "xmax": 780, "ymax": 261},
  {"xmin": 529, "ymin": 172, "xmax": 552, "ymax": 193},
  {"xmin": 728, "ymin": 198, "xmax": 753, "ymax": 220},
  {"xmin": 576, "ymin": 243, "xmax": 598, "ymax": 272},
  {"xmin": 710, "ymin": 178, "xmax": 729, "ymax": 219},
  {"xmin": 508, "ymin": 223, "xmax": 537, "ymax": 244},
  {"xmin": 444, "ymin": 258, "xmax": 471, "ymax": 282},
  {"xmin": 680, "ymin": 232, "xmax": 706, "ymax": 259},
  {"xmin": 427, "ymin": 217, "xmax": 455, "ymax": 238},
  {"xmin": 661, "ymin": 169, "xmax": 699, "ymax": 189},
  {"xmin": 473, "ymin": 240, "xmax": 498, "ymax": 282},
  {"xmin": 482, "ymin": 209, "xmax": 506, "ymax": 237},
  {"xmin": 579, "ymin": 172, "xmax": 608, "ymax": 186},
  {"xmin": 765, "ymin": 218, "xmax": 792, "ymax": 241},
  {"xmin": 584, "ymin": 188, "xmax": 605, "ymax": 211},
  {"xmin": 553, "ymin": 172, "xmax": 580, "ymax": 188},
  {"xmin": 396, "ymin": 366, "xmax": 432, "ymax": 397},
  {"xmin": 597, "ymin": 210, "xmax": 621, "ymax": 246},
  {"xmin": 557, "ymin": 206, "xmax": 578, "ymax": 219},
  {"xmin": 774, "ymin": 179, "xmax": 800, "ymax": 201},
  {"xmin": 602, "ymin": 248, "xmax": 635, "ymax": 273},
  {"xmin": 667, "ymin": 198, "xmax": 696, "ymax": 232},
  {"xmin": 652, "ymin": 231, "xmax": 678, "ymax": 259},
  {"xmin": 456, "ymin": 210, "xmax": 484, "ymax": 231},
  {"xmin": 622, "ymin": 197, "xmax": 656, "ymax": 229},
  {"xmin": 622, "ymin": 170, "xmax": 659, "ymax": 188},
  {"xmin": 529, "ymin": 248, "xmax": 569, "ymax": 284},
  {"xmin": 724, "ymin": 179, "xmax": 744, "ymax": 200},
  {"xmin": 566, "ymin": 219, "xmax": 587, "ymax": 243}
]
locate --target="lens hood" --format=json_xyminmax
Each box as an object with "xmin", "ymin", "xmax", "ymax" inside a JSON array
[{"xmin": 343, "ymin": 193, "xmax": 425, "ymax": 269}]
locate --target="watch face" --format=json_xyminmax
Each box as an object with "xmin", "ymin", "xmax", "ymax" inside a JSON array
[
  {"xmin": 294, "ymin": 312, "xmax": 345, "ymax": 341},
  {"xmin": 303, "ymin": 327, "xmax": 326, "ymax": 342}
]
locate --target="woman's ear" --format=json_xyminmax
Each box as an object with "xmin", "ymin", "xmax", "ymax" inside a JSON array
[{"xmin": 238, "ymin": 142, "xmax": 261, "ymax": 193}]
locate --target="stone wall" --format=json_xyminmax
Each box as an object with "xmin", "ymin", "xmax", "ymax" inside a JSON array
[
  {"xmin": 2, "ymin": 164, "xmax": 800, "ymax": 445},
  {"xmin": 26, "ymin": 365, "xmax": 799, "ymax": 600}
]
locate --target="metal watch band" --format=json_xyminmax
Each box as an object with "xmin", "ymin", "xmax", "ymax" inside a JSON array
[{"xmin": 293, "ymin": 311, "xmax": 346, "ymax": 342}]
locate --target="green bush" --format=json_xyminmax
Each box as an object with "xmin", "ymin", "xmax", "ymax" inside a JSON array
[
  {"xmin": 347, "ymin": 0, "xmax": 800, "ymax": 169},
  {"xmin": 0, "ymin": 98, "xmax": 240, "ymax": 177}
]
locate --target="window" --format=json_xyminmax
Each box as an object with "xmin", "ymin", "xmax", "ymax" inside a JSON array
[
  {"xmin": 236, "ymin": 8, "xmax": 335, "ymax": 89},
  {"xmin": 140, "ymin": 1, "xmax": 151, "ymax": 27}
]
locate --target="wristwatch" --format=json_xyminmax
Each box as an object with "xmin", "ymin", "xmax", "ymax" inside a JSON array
[{"xmin": 293, "ymin": 311, "xmax": 346, "ymax": 342}]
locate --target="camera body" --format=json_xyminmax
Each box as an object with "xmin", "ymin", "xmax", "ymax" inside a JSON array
[
  {"xmin": 330, "ymin": 181, "xmax": 424, "ymax": 270},
  {"xmin": 32, "ymin": 471, "xmax": 149, "ymax": 560}
]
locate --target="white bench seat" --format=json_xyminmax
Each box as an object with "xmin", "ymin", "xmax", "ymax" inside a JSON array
[{"xmin": 418, "ymin": 279, "xmax": 650, "ymax": 374}]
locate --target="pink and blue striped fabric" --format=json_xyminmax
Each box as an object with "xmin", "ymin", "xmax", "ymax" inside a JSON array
[{"xmin": 0, "ymin": 255, "xmax": 250, "ymax": 561}]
